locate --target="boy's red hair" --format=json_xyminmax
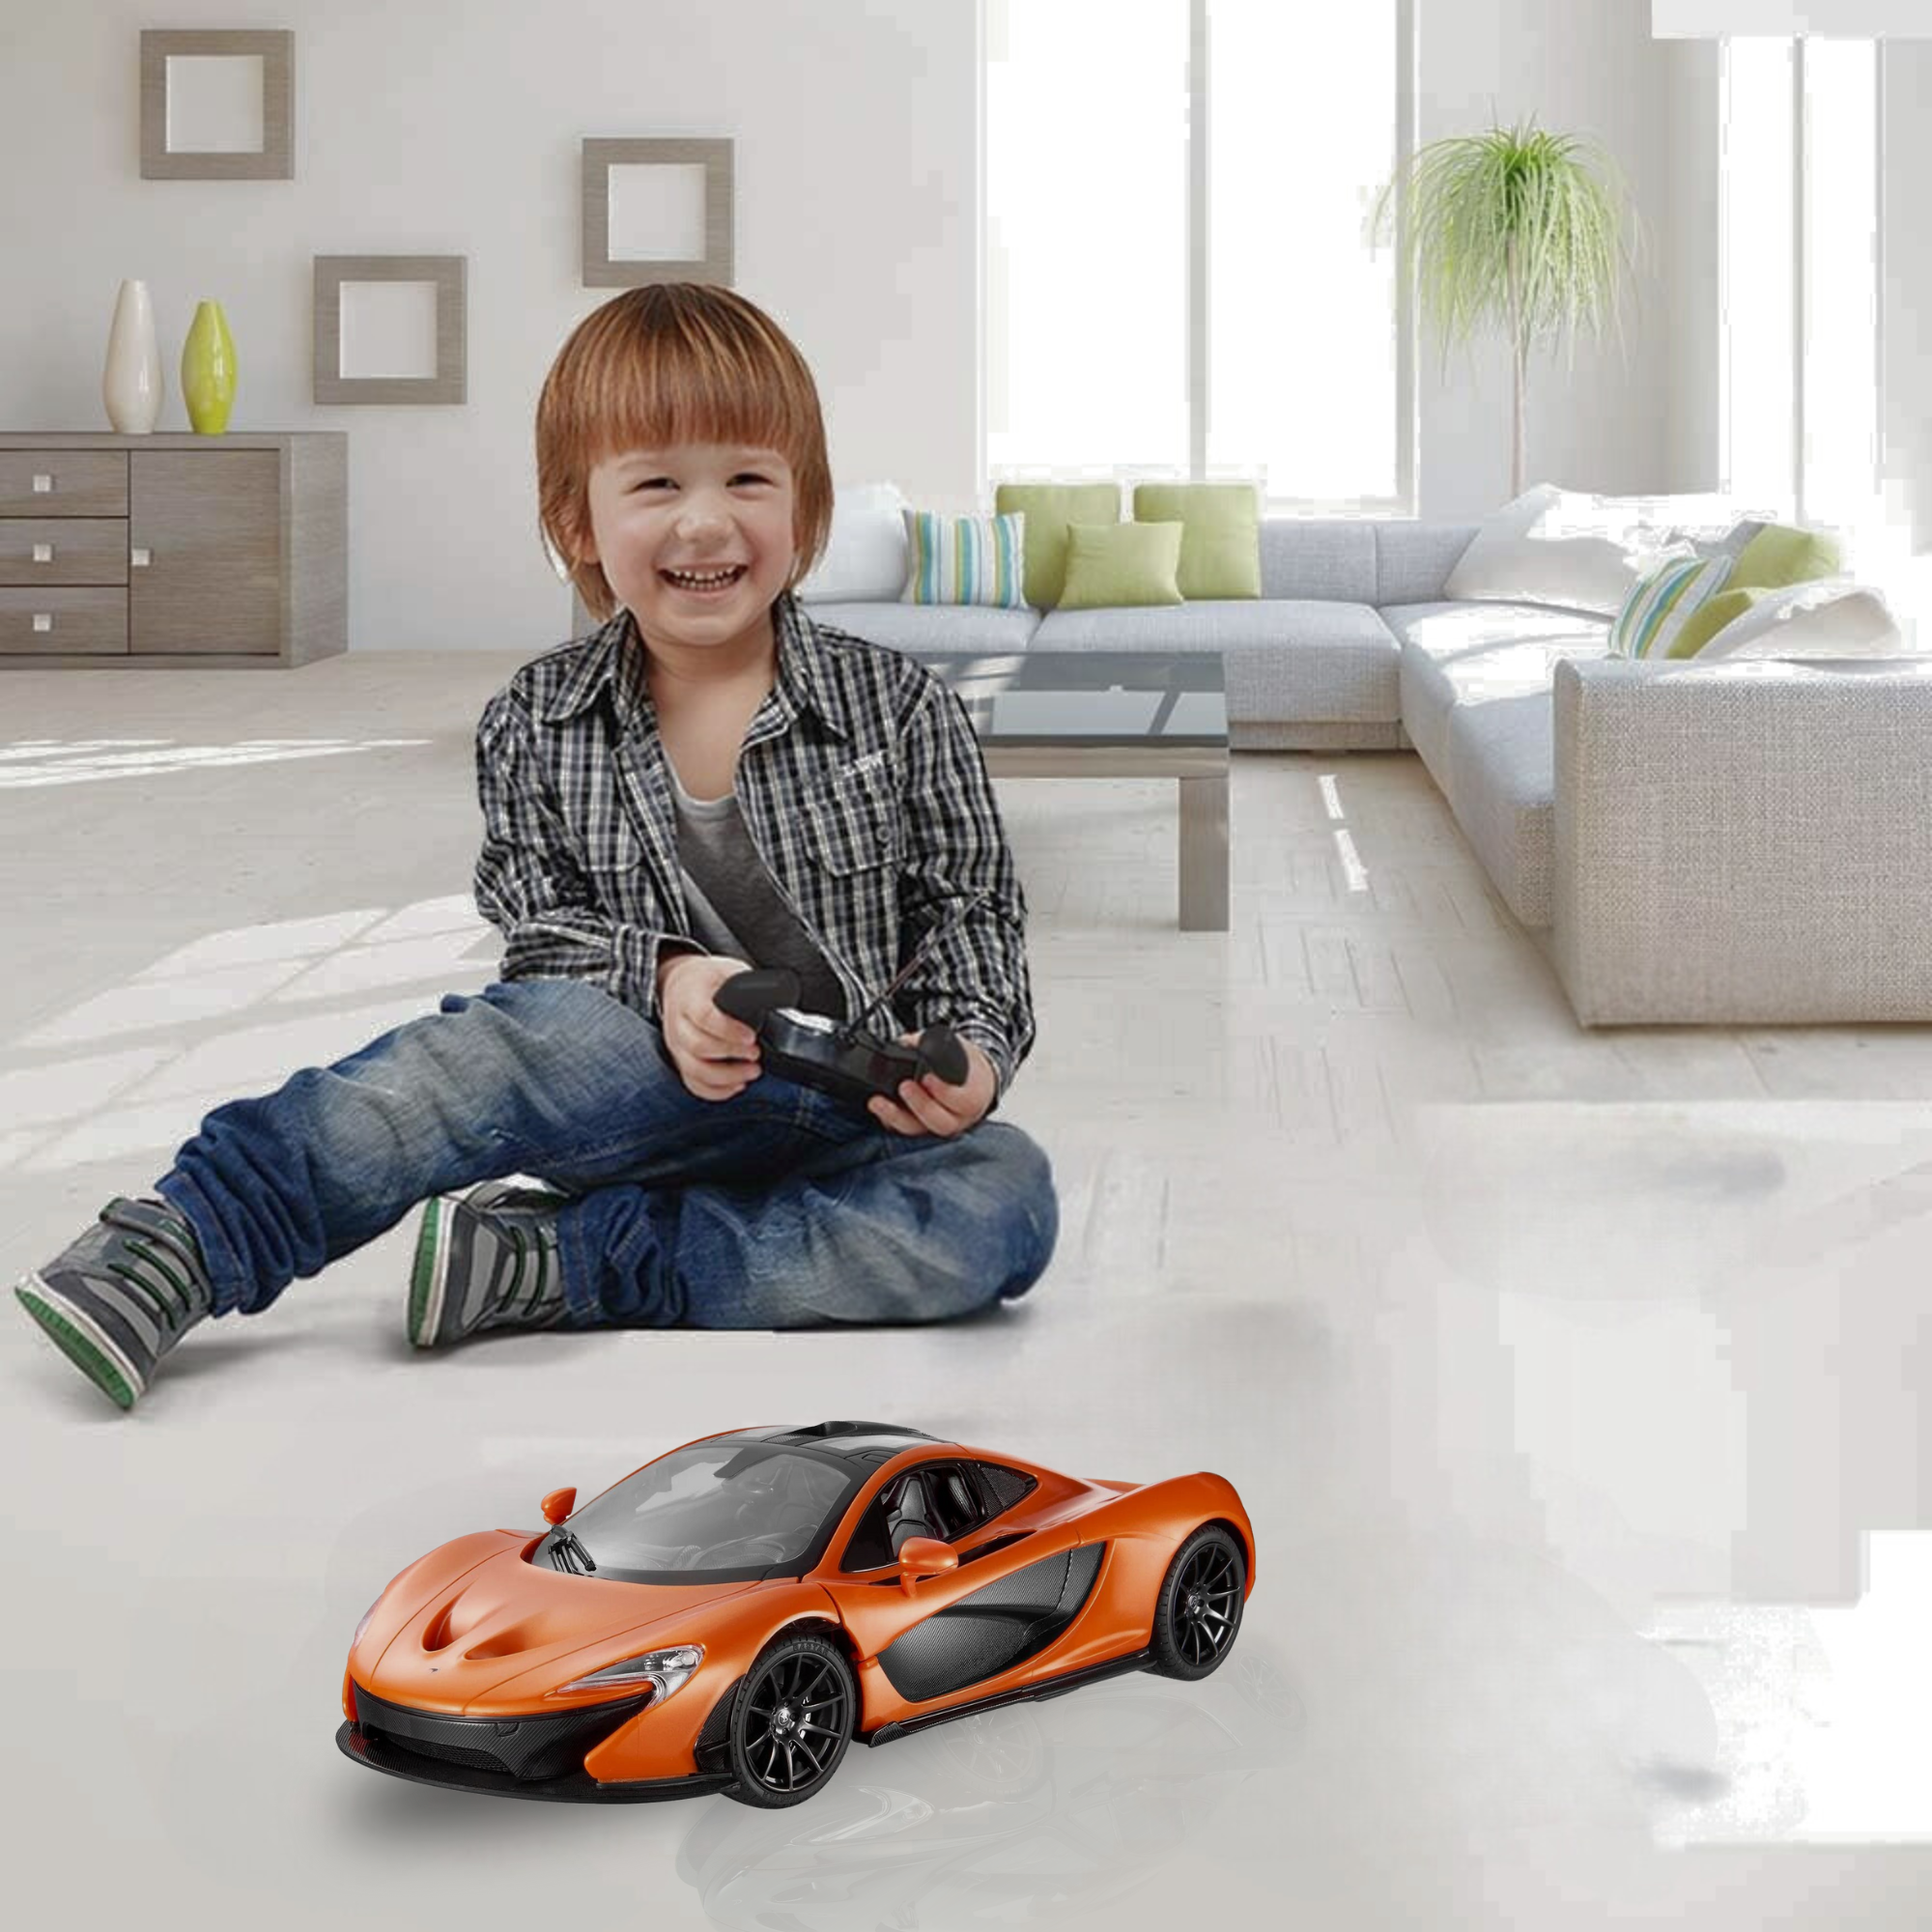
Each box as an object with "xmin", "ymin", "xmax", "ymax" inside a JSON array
[{"xmin": 535, "ymin": 284, "xmax": 835, "ymax": 623}]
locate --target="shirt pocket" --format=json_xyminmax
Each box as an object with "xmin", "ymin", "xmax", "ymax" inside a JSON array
[
  {"xmin": 577, "ymin": 813, "xmax": 657, "ymax": 915},
  {"xmin": 799, "ymin": 765, "xmax": 902, "ymax": 876}
]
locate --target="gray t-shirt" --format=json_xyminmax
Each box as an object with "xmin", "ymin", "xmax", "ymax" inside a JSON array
[{"xmin": 666, "ymin": 760, "xmax": 847, "ymax": 1019}]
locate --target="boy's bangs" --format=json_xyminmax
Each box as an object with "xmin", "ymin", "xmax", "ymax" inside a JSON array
[{"xmin": 586, "ymin": 354, "xmax": 795, "ymax": 473}]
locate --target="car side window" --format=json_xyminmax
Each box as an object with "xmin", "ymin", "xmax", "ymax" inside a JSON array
[
  {"xmin": 839, "ymin": 1461, "xmax": 988, "ymax": 1572},
  {"xmin": 971, "ymin": 1462, "xmax": 1038, "ymax": 1519}
]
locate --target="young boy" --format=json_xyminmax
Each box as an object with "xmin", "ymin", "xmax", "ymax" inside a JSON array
[{"xmin": 13, "ymin": 283, "xmax": 1058, "ymax": 1411}]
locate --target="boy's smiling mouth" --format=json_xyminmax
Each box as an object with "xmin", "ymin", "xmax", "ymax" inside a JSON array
[{"xmin": 660, "ymin": 564, "xmax": 749, "ymax": 594}]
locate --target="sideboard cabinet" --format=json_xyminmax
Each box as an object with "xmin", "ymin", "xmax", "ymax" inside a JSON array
[{"xmin": 0, "ymin": 433, "xmax": 345, "ymax": 668}]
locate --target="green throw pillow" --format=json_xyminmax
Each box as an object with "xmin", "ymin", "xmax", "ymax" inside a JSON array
[
  {"xmin": 992, "ymin": 483, "xmax": 1122, "ymax": 609},
  {"xmin": 1727, "ymin": 524, "xmax": 1841, "ymax": 590},
  {"xmin": 1666, "ymin": 583, "xmax": 1780, "ymax": 658},
  {"xmin": 1131, "ymin": 483, "xmax": 1262, "ymax": 599},
  {"xmin": 1057, "ymin": 521, "xmax": 1184, "ymax": 610}
]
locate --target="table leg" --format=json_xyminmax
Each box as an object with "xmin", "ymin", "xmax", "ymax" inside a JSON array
[{"xmin": 1178, "ymin": 772, "xmax": 1229, "ymax": 931}]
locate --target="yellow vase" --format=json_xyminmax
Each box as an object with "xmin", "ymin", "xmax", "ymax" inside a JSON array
[{"xmin": 182, "ymin": 299, "xmax": 237, "ymax": 435}]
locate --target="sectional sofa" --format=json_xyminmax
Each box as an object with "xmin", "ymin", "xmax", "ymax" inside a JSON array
[{"xmin": 803, "ymin": 518, "xmax": 1932, "ymax": 1027}]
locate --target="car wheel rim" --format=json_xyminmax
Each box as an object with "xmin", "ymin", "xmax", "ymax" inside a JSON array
[
  {"xmin": 1175, "ymin": 1543, "xmax": 1240, "ymax": 1666},
  {"xmin": 746, "ymin": 1653, "xmax": 849, "ymax": 1792}
]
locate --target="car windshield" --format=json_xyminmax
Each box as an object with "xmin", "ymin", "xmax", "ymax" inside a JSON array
[{"xmin": 551, "ymin": 1440, "xmax": 862, "ymax": 1583}]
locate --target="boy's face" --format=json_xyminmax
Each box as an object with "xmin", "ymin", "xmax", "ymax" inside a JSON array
[{"xmin": 580, "ymin": 441, "xmax": 798, "ymax": 656}]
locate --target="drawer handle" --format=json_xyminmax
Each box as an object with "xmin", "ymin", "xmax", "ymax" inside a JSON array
[
  {"xmin": 130, "ymin": 548, "xmax": 152, "ymax": 568},
  {"xmin": 33, "ymin": 613, "xmax": 53, "ymax": 632},
  {"xmin": 33, "ymin": 543, "xmax": 53, "ymax": 563},
  {"xmin": 32, "ymin": 473, "xmax": 52, "ymax": 494}
]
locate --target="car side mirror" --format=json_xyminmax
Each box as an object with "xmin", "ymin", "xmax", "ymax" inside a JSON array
[
  {"xmin": 540, "ymin": 1487, "xmax": 577, "ymax": 1525},
  {"xmin": 897, "ymin": 1536, "xmax": 958, "ymax": 1593}
]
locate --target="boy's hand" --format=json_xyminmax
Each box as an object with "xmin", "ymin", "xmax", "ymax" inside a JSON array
[
  {"xmin": 657, "ymin": 953, "xmax": 762, "ymax": 1101},
  {"xmin": 868, "ymin": 1033, "xmax": 998, "ymax": 1138}
]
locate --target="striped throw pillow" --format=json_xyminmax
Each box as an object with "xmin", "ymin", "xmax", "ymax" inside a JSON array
[
  {"xmin": 1608, "ymin": 554, "xmax": 1738, "ymax": 659},
  {"xmin": 899, "ymin": 510, "xmax": 1030, "ymax": 608}
]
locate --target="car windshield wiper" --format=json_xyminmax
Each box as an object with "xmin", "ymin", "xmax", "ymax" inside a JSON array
[{"xmin": 548, "ymin": 1527, "xmax": 597, "ymax": 1575}]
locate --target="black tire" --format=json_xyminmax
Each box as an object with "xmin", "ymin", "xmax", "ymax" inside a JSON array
[
  {"xmin": 722, "ymin": 1632, "xmax": 856, "ymax": 1808},
  {"xmin": 1150, "ymin": 1524, "xmax": 1245, "ymax": 1681}
]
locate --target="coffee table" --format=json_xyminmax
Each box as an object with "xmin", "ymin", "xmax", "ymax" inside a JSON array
[{"xmin": 925, "ymin": 652, "xmax": 1229, "ymax": 932}]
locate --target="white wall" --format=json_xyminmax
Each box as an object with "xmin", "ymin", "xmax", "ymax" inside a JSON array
[
  {"xmin": 0, "ymin": 0, "xmax": 982, "ymax": 652},
  {"xmin": 1415, "ymin": 0, "xmax": 1707, "ymax": 517},
  {"xmin": 1, "ymin": 0, "xmax": 1705, "ymax": 649}
]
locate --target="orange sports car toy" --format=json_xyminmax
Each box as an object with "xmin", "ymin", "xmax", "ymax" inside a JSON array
[{"xmin": 337, "ymin": 1421, "xmax": 1255, "ymax": 1808}]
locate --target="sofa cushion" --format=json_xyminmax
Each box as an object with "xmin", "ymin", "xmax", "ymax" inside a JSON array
[
  {"xmin": 1034, "ymin": 598, "xmax": 1400, "ymax": 725},
  {"xmin": 1607, "ymin": 554, "xmax": 1740, "ymax": 658},
  {"xmin": 901, "ymin": 509, "xmax": 1029, "ymax": 607},
  {"xmin": 1385, "ymin": 601, "xmax": 1609, "ymax": 789},
  {"xmin": 800, "ymin": 601, "xmax": 1042, "ymax": 654},
  {"xmin": 1445, "ymin": 691, "xmax": 1561, "ymax": 930},
  {"xmin": 795, "ymin": 482, "xmax": 908, "ymax": 603},
  {"xmin": 1388, "ymin": 602, "xmax": 1610, "ymax": 928},
  {"xmin": 1443, "ymin": 485, "xmax": 1694, "ymax": 617},
  {"xmin": 1259, "ymin": 520, "xmax": 1378, "ymax": 602},
  {"xmin": 1059, "ymin": 520, "xmax": 1184, "ymax": 609},
  {"xmin": 1695, "ymin": 578, "xmax": 1907, "ymax": 660},
  {"xmin": 1728, "ymin": 522, "xmax": 1842, "ymax": 589},
  {"xmin": 1375, "ymin": 521, "xmax": 1481, "ymax": 605},
  {"xmin": 992, "ymin": 482, "xmax": 1122, "ymax": 609},
  {"xmin": 1131, "ymin": 483, "xmax": 1262, "ymax": 599}
]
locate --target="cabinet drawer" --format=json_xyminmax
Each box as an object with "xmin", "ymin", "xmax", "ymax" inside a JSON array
[
  {"xmin": 0, "ymin": 518, "xmax": 128, "ymax": 586},
  {"xmin": 0, "ymin": 452, "xmax": 128, "ymax": 518},
  {"xmin": 0, "ymin": 586, "xmax": 128, "ymax": 654}
]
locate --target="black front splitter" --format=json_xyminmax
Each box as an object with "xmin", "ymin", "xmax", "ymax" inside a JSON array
[{"xmin": 336, "ymin": 1722, "xmax": 736, "ymax": 1804}]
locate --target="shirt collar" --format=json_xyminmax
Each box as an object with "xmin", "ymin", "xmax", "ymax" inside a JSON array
[{"xmin": 538, "ymin": 591, "xmax": 847, "ymax": 741}]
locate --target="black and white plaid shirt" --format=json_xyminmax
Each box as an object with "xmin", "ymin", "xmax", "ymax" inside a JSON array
[{"xmin": 472, "ymin": 591, "xmax": 1035, "ymax": 1095}]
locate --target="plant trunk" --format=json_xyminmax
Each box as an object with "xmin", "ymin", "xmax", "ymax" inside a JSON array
[
  {"xmin": 1507, "ymin": 238, "xmax": 1526, "ymax": 497},
  {"xmin": 1513, "ymin": 336, "xmax": 1527, "ymax": 497}
]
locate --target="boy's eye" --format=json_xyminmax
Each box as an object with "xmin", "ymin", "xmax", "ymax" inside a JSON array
[{"xmin": 634, "ymin": 474, "xmax": 771, "ymax": 491}]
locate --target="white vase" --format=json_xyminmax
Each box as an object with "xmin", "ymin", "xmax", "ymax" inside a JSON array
[{"xmin": 102, "ymin": 279, "xmax": 162, "ymax": 434}]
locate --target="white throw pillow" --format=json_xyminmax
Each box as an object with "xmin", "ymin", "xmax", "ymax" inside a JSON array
[
  {"xmin": 1445, "ymin": 485, "xmax": 1699, "ymax": 617},
  {"xmin": 794, "ymin": 481, "xmax": 908, "ymax": 603},
  {"xmin": 1692, "ymin": 578, "xmax": 1910, "ymax": 662}
]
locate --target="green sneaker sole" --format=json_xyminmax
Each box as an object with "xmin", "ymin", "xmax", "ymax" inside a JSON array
[
  {"xmin": 408, "ymin": 1198, "xmax": 454, "ymax": 1350},
  {"xmin": 14, "ymin": 1280, "xmax": 140, "ymax": 1409}
]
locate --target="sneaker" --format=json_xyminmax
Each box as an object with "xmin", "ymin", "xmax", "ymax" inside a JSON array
[
  {"xmin": 408, "ymin": 1180, "xmax": 570, "ymax": 1349},
  {"xmin": 14, "ymin": 1196, "xmax": 214, "ymax": 1410}
]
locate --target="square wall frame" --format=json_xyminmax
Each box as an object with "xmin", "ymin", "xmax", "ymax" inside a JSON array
[
  {"xmin": 312, "ymin": 255, "xmax": 468, "ymax": 405},
  {"xmin": 582, "ymin": 138, "xmax": 734, "ymax": 287},
  {"xmin": 140, "ymin": 29, "xmax": 294, "ymax": 181}
]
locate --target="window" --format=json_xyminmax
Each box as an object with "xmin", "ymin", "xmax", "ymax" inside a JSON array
[
  {"xmin": 840, "ymin": 1462, "xmax": 993, "ymax": 1573},
  {"xmin": 985, "ymin": 0, "xmax": 1413, "ymax": 513},
  {"xmin": 1719, "ymin": 36, "xmax": 1882, "ymax": 535},
  {"xmin": 972, "ymin": 1463, "xmax": 1038, "ymax": 1514}
]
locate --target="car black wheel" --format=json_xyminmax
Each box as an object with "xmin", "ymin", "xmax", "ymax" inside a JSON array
[
  {"xmin": 724, "ymin": 1632, "xmax": 856, "ymax": 1808},
  {"xmin": 1150, "ymin": 1524, "xmax": 1245, "ymax": 1681}
]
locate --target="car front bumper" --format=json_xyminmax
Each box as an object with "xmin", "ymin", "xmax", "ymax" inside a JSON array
[{"xmin": 339, "ymin": 1681, "xmax": 734, "ymax": 1804}]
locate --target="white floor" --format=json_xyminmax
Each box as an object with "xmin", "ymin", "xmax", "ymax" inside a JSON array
[{"xmin": 4, "ymin": 654, "xmax": 1932, "ymax": 1929}]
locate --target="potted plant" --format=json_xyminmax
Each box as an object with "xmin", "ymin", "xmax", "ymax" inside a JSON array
[{"xmin": 1367, "ymin": 116, "xmax": 1650, "ymax": 495}]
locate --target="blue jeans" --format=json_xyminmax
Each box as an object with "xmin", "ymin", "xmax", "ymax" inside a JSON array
[{"xmin": 153, "ymin": 979, "xmax": 1058, "ymax": 1328}]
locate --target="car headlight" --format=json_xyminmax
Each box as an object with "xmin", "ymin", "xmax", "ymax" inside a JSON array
[
  {"xmin": 351, "ymin": 1599, "xmax": 382, "ymax": 1650},
  {"xmin": 553, "ymin": 1644, "xmax": 704, "ymax": 1702}
]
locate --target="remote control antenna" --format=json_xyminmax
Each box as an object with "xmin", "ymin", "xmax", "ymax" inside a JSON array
[{"xmin": 839, "ymin": 890, "xmax": 989, "ymax": 1039}]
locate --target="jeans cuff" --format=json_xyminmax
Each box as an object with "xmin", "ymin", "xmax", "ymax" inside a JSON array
[{"xmin": 154, "ymin": 1170, "xmax": 248, "ymax": 1319}]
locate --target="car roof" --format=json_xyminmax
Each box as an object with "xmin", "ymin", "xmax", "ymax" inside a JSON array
[{"xmin": 713, "ymin": 1420, "xmax": 958, "ymax": 1466}]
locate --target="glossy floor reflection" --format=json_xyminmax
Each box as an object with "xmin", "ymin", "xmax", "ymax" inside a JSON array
[
  {"xmin": 675, "ymin": 1653, "xmax": 1298, "ymax": 1928},
  {"xmin": 5, "ymin": 660, "xmax": 1932, "ymax": 1929}
]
